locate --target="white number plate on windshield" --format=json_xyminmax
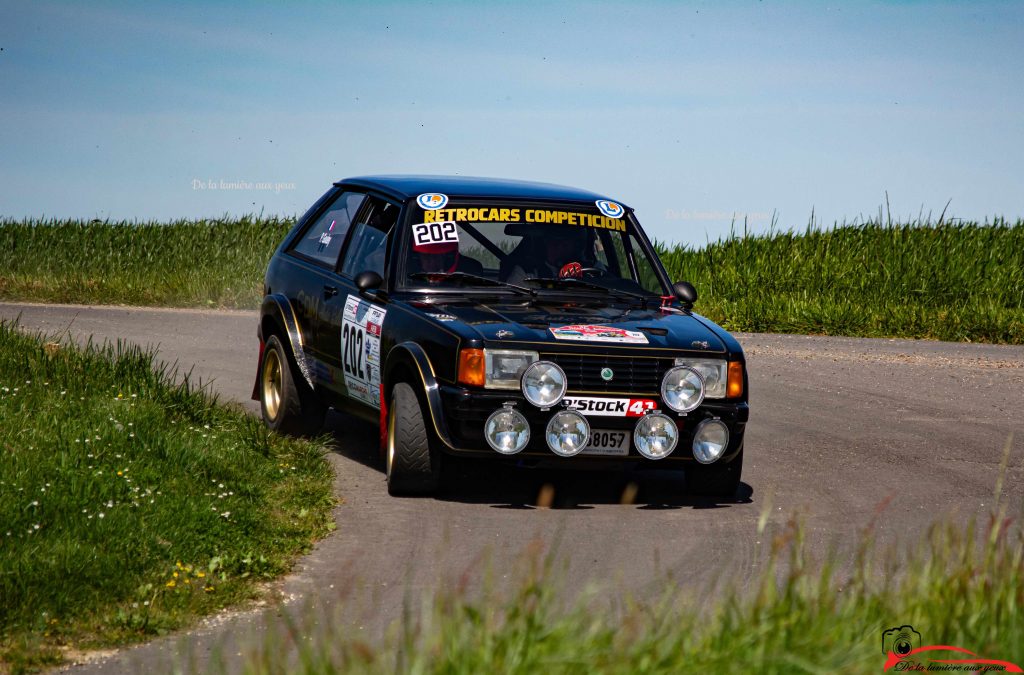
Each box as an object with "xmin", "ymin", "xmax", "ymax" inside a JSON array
[{"xmin": 582, "ymin": 429, "xmax": 630, "ymax": 456}]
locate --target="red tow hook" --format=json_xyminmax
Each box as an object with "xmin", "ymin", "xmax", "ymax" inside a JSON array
[{"xmin": 251, "ymin": 339, "xmax": 264, "ymax": 401}]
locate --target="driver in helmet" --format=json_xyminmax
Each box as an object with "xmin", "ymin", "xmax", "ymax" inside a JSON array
[
  {"xmin": 412, "ymin": 239, "xmax": 460, "ymax": 274},
  {"xmin": 506, "ymin": 228, "xmax": 588, "ymax": 285}
]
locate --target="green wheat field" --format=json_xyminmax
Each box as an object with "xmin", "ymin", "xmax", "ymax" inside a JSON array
[{"xmin": 1, "ymin": 216, "xmax": 1021, "ymax": 343}]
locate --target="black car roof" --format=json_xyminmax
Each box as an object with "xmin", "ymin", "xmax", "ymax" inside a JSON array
[{"xmin": 336, "ymin": 174, "xmax": 628, "ymax": 207}]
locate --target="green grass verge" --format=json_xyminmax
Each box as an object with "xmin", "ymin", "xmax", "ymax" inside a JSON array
[
  {"xmin": 0, "ymin": 321, "xmax": 335, "ymax": 673},
  {"xmin": 239, "ymin": 488, "xmax": 1024, "ymax": 674},
  {"xmin": 1, "ymin": 216, "xmax": 1022, "ymax": 343},
  {"xmin": 0, "ymin": 216, "xmax": 291, "ymax": 308}
]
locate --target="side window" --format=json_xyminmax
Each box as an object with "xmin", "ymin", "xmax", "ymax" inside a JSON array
[
  {"xmin": 605, "ymin": 231, "xmax": 663, "ymax": 294},
  {"xmin": 289, "ymin": 191, "xmax": 366, "ymax": 267},
  {"xmin": 629, "ymin": 234, "xmax": 664, "ymax": 294},
  {"xmin": 593, "ymin": 230, "xmax": 615, "ymax": 272},
  {"xmin": 340, "ymin": 198, "xmax": 399, "ymax": 278}
]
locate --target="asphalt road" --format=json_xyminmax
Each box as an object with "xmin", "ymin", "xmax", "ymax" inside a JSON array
[{"xmin": 2, "ymin": 302, "xmax": 1022, "ymax": 674}]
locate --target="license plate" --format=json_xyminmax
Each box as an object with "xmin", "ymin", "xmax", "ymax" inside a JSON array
[{"xmin": 581, "ymin": 429, "xmax": 630, "ymax": 456}]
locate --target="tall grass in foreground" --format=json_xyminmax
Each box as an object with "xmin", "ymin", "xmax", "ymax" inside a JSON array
[
  {"xmin": 0, "ymin": 216, "xmax": 292, "ymax": 308},
  {"xmin": 235, "ymin": 477, "xmax": 1023, "ymax": 674},
  {"xmin": 0, "ymin": 321, "xmax": 334, "ymax": 673},
  {"xmin": 658, "ymin": 218, "xmax": 1024, "ymax": 343}
]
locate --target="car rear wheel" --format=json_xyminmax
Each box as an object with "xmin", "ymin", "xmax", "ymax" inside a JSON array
[
  {"xmin": 685, "ymin": 447, "xmax": 743, "ymax": 497},
  {"xmin": 386, "ymin": 382, "xmax": 441, "ymax": 496},
  {"xmin": 260, "ymin": 334, "xmax": 325, "ymax": 436}
]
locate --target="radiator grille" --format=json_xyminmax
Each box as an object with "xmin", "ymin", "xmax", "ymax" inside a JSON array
[{"xmin": 542, "ymin": 353, "xmax": 672, "ymax": 394}]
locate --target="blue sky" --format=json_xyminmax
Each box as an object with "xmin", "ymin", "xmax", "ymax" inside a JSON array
[{"xmin": 1, "ymin": 1, "xmax": 1021, "ymax": 246}]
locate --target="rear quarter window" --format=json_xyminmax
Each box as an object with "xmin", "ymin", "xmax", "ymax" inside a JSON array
[{"xmin": 290, "ymin": 191, "xmax": 366, "ymax": 267}]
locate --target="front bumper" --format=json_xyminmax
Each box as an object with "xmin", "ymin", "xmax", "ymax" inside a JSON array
[{"xmin": 436, "ymin": 385, "xmax": 747, "ymax": 465}]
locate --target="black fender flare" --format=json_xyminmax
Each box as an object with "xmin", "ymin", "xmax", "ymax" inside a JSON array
[
  {"xmin": 383, "ymin": 342, "xmax": 455, "ymax": 450},
  {"xmin": 257, "ymin": 294, "xmax": 315, "ymax": 390}
]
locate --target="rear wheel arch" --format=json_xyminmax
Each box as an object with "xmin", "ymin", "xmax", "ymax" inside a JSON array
[
  {"xmin": 258, "ymin": 294, "xmax": 313, "ymax": 389},
  {"xmin": 260, "ymin": 313, "xmax": 285, "ymax": 347}
]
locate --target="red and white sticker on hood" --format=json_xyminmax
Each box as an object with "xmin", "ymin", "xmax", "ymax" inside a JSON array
[
  {"xmin": 564, "ymin": 397, "xmax": 656, "ymax": 417},
  {"xmin": 550, "ymin": 324, "xmax": 648, "ymax": 344}
]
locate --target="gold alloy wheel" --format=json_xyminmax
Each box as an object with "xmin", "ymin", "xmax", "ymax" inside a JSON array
[
  {"xmin": 386, "ymin": 401, "xmax": 397, "ymax": 479},
  {"xmin": 262, "ymin": 347, "xmax": 283, "ymax": 421}
]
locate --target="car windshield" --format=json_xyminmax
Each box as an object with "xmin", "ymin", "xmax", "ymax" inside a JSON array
[{"xmin": 402, "ymin": 202, "xmax": 668, "ymax": 297}]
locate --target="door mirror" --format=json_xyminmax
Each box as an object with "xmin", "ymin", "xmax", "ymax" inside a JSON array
[
  {"xmin": 355, "ymin": 270, "xmax": 384, "ymax": 293},
  {"xmin": 673, "ymin": 281, "xmax": 698, "ymax": 308}
]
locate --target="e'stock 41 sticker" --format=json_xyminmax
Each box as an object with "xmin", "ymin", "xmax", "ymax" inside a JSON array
[
  {"xmin": 550, "ymin": 324, "xmax": 648, "ymax": 344},
  {"xmin": 595, "ymin": 200, "xmax": 624, "ymax": 219},
  {"xmin": 417, "ymin": 193, "xmax": 449, "ymax": 210},
  {"xmin": 563, "ymin": 397, "xmax": 657, "ymax": 417}
]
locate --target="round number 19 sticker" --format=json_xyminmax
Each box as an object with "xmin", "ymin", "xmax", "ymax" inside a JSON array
[{"xmin": 595, "ymin": 200, "xmax": 624, "ymax": 218}]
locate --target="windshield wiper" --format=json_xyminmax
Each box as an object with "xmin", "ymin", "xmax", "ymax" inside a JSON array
[
  {"xmin": 409, "ymin": 271, "xmax": 536, "ymax": 297},
  {"xmin": 522, "ymin": 276, "xmax": 650, "ymax": 305}
]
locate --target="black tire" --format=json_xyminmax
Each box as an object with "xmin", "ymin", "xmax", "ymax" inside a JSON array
[
  {"xmin": 259, "ymin": 334, "xmax": 325, "ymax": 436},
  {"xmin": 685, "ymin": 447, "xmax": 743, "ymax": 498},
  {"xmin": 386, "ymin": 382, "xmax": 441, "ymax": 496}
]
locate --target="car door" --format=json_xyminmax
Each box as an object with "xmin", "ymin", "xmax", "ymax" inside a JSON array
[
  {"xmin": 319, "ymin": 195, "xmax": 400, "ymax": 410},
  {"xmin": 283, "ymin": 189, "xmax": 367, "ymax": 393}
]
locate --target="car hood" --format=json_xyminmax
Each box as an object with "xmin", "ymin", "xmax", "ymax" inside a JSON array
[{"xmin": 415, "ymin": 298, "xmax": 727, "ymax": 353}]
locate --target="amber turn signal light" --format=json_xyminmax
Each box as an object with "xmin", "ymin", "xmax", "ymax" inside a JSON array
[
  {"xmin": 727, "ymin": 361, "xmax": 744, "ymax": 398},
  {"xmin": 458, "ymin": 348, "xmax": 486, "ymax": 387}
]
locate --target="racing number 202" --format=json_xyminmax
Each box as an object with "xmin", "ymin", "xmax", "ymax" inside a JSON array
[
  {"xmin": 412, "ymin": 221, "xmax": 457, "ymax": 246},
  {"xmin": 342, "ymin": 323, "xmax": 365, "ymax": 379}
]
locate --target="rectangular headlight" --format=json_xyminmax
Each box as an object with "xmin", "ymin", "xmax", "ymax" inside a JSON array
[
  {"xmin": 674, "ymin": 358, "xmax": 727, "ymax": 398},
  {"xmin": 484, "ymin": 349, "xmax": 538, "ymax": 389}
]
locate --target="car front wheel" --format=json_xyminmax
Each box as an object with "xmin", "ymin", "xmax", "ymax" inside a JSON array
[
  {"xmin": 260, "ymin": 334, "xmax": 325, "ymax": 436},
  {"xmin": 386, "ymin": 382, "xmax": 441, "ymax": 496}
]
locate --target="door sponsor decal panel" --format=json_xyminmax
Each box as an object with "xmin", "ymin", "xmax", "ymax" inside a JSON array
[
  {"xmin": 342, "ymin": 295, "xmax": 387, "ymax": 409},
  {"xmin": 563, "ymin": 397, "xmax": 657, "ymax": 417}
]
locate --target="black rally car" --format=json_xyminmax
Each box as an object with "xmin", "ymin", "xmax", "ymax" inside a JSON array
[{"xmin": 254, "ymin": 175, "xmax": 749, "ymax": 496}]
